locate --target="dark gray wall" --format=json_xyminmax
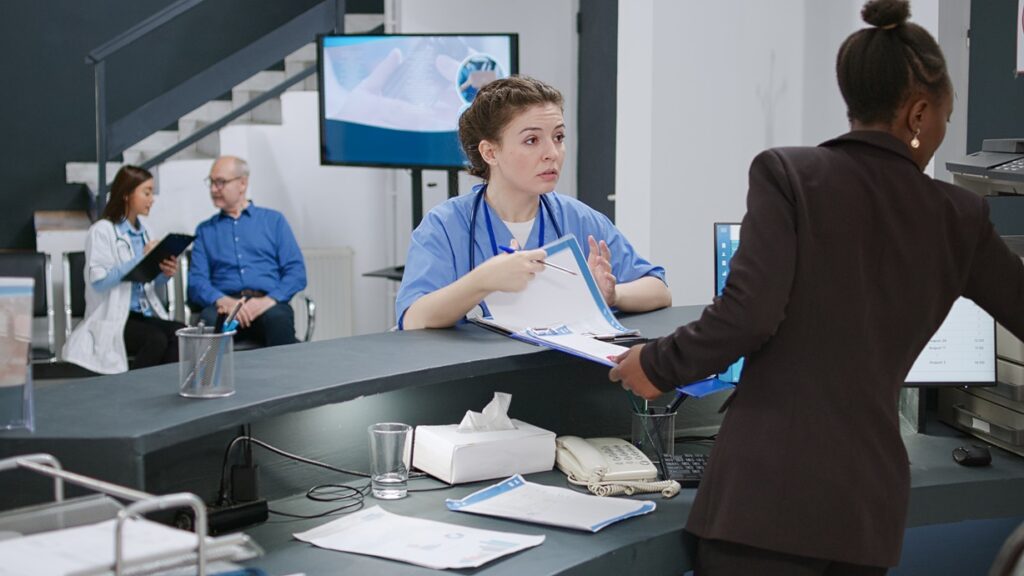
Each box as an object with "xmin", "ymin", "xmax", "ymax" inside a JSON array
[
  {"xmin": 0, "ymin": 0, "xmax": 380, "ymax": 250},
  {"xmin": 967, "ymin": 0, "xmax": 1024, "ymax": 152}
]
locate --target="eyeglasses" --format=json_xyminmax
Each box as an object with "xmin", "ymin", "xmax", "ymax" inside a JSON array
[{"xmin": 204, "ymin": 176, "xmax": 242, "ymax": 190}]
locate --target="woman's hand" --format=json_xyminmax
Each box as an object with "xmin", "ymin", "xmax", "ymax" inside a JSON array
[
  {"xmin": 474, "ymin": 248, "xmax": 547, "ymax": 293},
  {"xmin": 158, "ymin": 255, "xmax": 177, "ymax": 278},
  {"xmin": 143, "ymin": 240, "xmax": 159, "ymax": 255},
  {"xmin": 587, "ymin": 235, "xmax": 617, "ymax": 307},
  {"xmin": 609, "ymin": 345, "xmax": 663, "ymax": 400}
]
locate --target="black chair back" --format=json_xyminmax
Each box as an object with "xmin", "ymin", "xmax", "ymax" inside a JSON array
[{"xmin": 67, "ymin": 251, "xmax": 86, "ymax": 318}]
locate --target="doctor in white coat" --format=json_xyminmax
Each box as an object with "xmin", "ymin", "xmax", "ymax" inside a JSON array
[{"xmin": 63, "ymin": 166, "xmax": 185, "ymax": 374}]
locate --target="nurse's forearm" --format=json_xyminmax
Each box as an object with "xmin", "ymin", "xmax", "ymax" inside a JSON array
[
  {"xmin": 402, "ymin": 274, "xmax": 491, "ymax": 329},
  {"xmin": 614, "ymin": 276, "xmax": 672, "ymax": 313}
]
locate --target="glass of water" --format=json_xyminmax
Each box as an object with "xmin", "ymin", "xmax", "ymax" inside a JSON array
[{"xmin": 367, "ymin": 422, "xmax": 412, "ymax": 499}]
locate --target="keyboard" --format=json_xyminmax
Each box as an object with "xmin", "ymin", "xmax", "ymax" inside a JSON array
[{"xmin": 660, "ymin": 453, "xmax": 709, "ymax": 488}]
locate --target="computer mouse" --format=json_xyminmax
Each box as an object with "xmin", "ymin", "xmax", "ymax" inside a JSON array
[{"xmin": 952, "ymin": 444, "xmax": 991, "ymax": 467}]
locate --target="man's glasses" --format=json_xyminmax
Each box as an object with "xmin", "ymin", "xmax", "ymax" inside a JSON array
[{"xmin": 204, "ymin": 176, "xmax": 241, "ymax": 190}]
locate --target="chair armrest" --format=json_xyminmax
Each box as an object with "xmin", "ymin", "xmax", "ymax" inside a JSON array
[{"xmin": 303, "ymin": 295, "xmax": 316, "ymax": 343}]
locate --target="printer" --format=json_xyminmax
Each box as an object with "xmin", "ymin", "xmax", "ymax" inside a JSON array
[{"xmin": 939, "ymin": 140, "xmax": 1024, "ymax": 456}]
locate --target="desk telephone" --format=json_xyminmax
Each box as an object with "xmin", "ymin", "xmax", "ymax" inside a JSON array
[{"xmin": 555, "ymin": 437, "xmax": 680, "ymax": 498}]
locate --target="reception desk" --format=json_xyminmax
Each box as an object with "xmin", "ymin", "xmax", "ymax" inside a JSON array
[{"xmin": 3, "ymin": 306, "xmax": 1024, "ymax": 574}]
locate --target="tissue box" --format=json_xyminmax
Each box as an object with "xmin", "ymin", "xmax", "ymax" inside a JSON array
[{"xmin": 413, "ymin": 419, "xmax": 556, "ymax": 484}]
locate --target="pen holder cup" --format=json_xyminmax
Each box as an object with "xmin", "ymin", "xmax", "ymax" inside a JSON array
[
  {"xmin": 177, "ymin": 326, "xmax": 235, "ymax": 398},
  {"xmin": 631, "ymin": 406, "xmax": 676, "ymax": 460}
]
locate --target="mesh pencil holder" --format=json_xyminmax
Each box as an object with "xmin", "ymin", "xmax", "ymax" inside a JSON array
[{"xmin": 177, "ymin": 326, "xmax": 235, "ymax": 398}]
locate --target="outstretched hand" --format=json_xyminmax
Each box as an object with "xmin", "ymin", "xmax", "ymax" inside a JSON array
[
  {"xmin": 609, "ymin": 344, "xmax": 663, "ymax": 400},
  {"xmin": 587, "ymin": 235, "xmax": 617, "ymax": 307}
]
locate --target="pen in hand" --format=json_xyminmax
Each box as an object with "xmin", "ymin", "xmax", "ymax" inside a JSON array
[{"xmin": 498, "ymin": 245, "xmax": 577, "ymax": 276}]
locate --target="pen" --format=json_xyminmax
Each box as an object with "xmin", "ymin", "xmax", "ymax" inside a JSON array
[
  {"xmin": 667, "ymin": 389, "xmax": 687, "ymax": 414},
  {"xmin": 498, "ymin": 245, "xmax": 578, "ymax": 276}
]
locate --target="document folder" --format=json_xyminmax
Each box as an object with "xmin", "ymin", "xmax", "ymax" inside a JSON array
[
  {"xmin": 123, "ymin": 233, "xmax": 194, "ymax": 283},
  {"xmin": 471, "ymin": 235, "xmax": 640, "ymax": 366}
]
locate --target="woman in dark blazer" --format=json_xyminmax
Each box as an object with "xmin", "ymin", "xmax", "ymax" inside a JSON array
[{"xmin": 611, "ymin": 0, "xmax": 1024, "ymax": 574}]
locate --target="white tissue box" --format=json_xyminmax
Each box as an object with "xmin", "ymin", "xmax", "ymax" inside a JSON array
[{"xmin": 413, "ymin": 419, "xmax": 556, "ymax": 484}]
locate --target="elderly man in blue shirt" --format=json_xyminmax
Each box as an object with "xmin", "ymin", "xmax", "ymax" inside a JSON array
[{"xmin": 188, "ymin": 156, "xmax": 307, "ymax": 347}]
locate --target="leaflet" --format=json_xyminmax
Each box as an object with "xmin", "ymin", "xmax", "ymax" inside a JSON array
[{"xmin": 447, "ymin": 475, "xmax": 656, "ymax": 533}]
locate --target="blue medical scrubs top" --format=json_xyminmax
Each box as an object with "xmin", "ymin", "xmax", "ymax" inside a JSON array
[{"xmin": 396, "ymin": 187, "xmax": 667, "ymax": 328}]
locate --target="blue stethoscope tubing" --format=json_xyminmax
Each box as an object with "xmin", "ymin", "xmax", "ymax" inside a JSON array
[{"xmin": 468, "ymin": 186, "xmax": 563, "ymax": 271}]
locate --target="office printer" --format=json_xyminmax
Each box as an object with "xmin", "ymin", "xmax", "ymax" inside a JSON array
[{"xmin": 940, "ymin": 140, "xmax": 1024, "ymax": 455}]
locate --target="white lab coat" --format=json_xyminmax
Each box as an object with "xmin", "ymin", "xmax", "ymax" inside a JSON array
[{"xmin": 63, "ymin": 219, "xmax": 169, "ymax": 374}]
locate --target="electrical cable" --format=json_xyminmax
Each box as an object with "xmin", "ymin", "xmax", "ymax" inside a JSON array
[{"xmin": 216, "ymin": 433, "xmax": 442, "ymax": 520}]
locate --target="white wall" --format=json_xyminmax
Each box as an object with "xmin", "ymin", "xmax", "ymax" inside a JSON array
[
  {"xmin": 617, "ymin": 0, "xmax": 957, "ymax": 306},
  {"xmin": 618, "ymin": 0, "xmax": 808, "ymax": 306}
]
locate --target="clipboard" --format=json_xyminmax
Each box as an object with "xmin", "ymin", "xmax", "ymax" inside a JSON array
[
  {"xmin": 123, "ymin": 233, "xmax": 194, "ymax": 283},
  {"xmin": 471, "ymin": 235, "xmax": 642, "ymax": 367}
]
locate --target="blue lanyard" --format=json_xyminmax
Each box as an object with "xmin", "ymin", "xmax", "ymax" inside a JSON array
[{"xmin": 481, "ymin": 194, "xmax": 545, "ymax": 257}]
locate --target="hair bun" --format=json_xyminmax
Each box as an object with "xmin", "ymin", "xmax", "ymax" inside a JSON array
[{"xmin": 861, "ymin": 0, "xmax": 910, "ymax": 29}]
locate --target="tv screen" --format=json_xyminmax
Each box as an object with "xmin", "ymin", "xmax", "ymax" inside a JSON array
[
  {"xmin": 318, "ymin": 33, "xmax": 519, "ymax": 169},
  {"xmin": 713, "ymin": 222, "xmax": 996, "ymax": 386}
]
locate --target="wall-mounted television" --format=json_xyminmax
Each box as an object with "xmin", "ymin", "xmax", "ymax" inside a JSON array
[{"xmin": 318, "ymin": 33, "xmax": 519, "ymax": 170}]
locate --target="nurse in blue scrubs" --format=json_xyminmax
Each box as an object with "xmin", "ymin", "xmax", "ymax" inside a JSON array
[{"xmin": 397, "ymin": 75, "xmax": 672, "ymax": 330}]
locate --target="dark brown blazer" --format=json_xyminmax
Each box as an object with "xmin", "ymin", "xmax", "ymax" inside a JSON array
[{"xmin": 640, "ymin": 131, "xmax": 1024, "ymax": 567}]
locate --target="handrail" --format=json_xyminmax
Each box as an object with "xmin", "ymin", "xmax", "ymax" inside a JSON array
[
  {"xmin": 140, "ymin": 65, "xmax": 316, "ymax": 170},
  {"xmin": 86, "ymin": 0, "xmax": 206, "ymax": 64}
]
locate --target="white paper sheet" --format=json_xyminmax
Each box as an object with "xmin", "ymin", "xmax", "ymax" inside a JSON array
[
  {"xmin": 293, "ymin": 506, "xmax": 544, "ymax": 570},
  {"xmin": 446, "ymin": 475, "xmax": 656, "ymax": 533},
  {"xmin": 0, "ymin": 518, "xmax": 205, "ymax": 576}
]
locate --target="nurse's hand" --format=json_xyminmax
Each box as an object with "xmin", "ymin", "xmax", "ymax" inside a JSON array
[
  {"xmin": 143, "ymin": 240, "xmax": 159, "ymax": 255},
  {"xmin": 587, "ymin": 236, "xmax": 617, "ymax": 306},
  {"xmin": 609, "ymin": 345, "xmax": 663, "ymax": 400},
  {"xmin": 159, "ymin": 256, "xmax": 177, "ymax": 278},
  {"xmin": 476, "ymin": 248, "xmax": 547, "ymax": 293}
]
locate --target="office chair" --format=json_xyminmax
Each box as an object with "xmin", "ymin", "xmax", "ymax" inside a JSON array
[
  {"xmin": 179, "ymin": 252, "xmax": 316, "ymax": 347},
  {"xmin": 0, "ymin": 251, "xmax": 55, "ymax": 363},
  {"xmin": 990, "ymin": 520, "xmax": 1024, "ymax": 576}
]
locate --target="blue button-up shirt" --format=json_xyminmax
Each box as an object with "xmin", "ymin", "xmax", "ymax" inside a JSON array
[
  {"xmin": 91, "ymin": 219, "xmax": 169, "ymax": 315},
  {"xmin": 187, "ymin": 202, "xmax": 307, "ymax": 308}
]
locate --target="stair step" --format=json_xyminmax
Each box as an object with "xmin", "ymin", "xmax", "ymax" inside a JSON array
[
  {"xmin": 230, "ymin": 90, "xmax": 283, "ymax": 124},
  {"xmin": 66, "ymin": 162, "xmax": 122, "ymax": 189},
  {"xmin": 127, "ymin": 130, "xmax": 179, "ymax": 153},
  {"xmin": 285, "ymin": 43, "xmax": 316, "ymax": 65},
  {"xmin": 284, "ymin": 61, "xmax": 318, "ymax": 92},
  {"xmin": 235, "ymin": 70, "xmax": 286, "ymax": 92},
  {"xmin": 180, "ymin": 100, "xmax": 233, "ymax": 123},
  {"xmin": 123, "ymin": 143, "xmax": 207, "ymax": 166}
]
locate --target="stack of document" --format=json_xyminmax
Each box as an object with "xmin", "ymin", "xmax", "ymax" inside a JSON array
[
  {"xmin": 473, "ymin": 235, "xmax": 639, "ymax": 366},
  {"xmin": 446, "ymin": 475, "xmax": 656, "ymax": 533}
]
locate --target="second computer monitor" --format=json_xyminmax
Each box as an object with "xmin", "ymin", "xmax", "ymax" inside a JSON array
[{"xmin": 712, "ymin": 222, "xmax": 996, "ymax": 386}]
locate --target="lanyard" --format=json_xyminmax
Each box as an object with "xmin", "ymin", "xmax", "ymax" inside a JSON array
[{"xmin": 481, "ymin": 193, "xmax": 545, "ymax": 257}]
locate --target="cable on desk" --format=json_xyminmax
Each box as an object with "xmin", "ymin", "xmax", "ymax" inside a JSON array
[{"xmin": 215, "ymin": 433, "xmax": 441, "ymax": 520}]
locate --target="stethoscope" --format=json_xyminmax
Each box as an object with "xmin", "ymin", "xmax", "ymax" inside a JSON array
[
  {"xmin": 114, "ymin": 222, "xmax": 149, "ymax": 264},
  {"xmin": 468, "ymin": 185, "xmax": 563, "ymax": 271}
]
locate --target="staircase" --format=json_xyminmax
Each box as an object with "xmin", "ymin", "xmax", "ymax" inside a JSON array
[{"xmin": 65, "ymin": 42, "xmax": 320, "ymax": 194}]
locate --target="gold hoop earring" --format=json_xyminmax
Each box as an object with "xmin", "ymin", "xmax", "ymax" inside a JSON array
[{"xmin": 910, "ymin": 129, "xmax": 921, "ymax": 150}]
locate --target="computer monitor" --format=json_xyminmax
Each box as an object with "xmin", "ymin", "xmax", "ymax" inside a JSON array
[
  {"xmin": 318, "ymin": 33, "xmax": 519, "ymax": 169},
  {"xmin": 713, "ymin": 222, "xmax": 996, "ymax": 386}
]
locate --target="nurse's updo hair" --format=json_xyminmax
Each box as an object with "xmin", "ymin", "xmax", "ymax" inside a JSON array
[
  {"xmin": 459, "ymin": 75, "xmax": 564, "ymax": 180},
  {"xmin": 836, "ymin": 0, "xmax": 951, "ymax": 125},
  {"xmin": 102, "ymin": 165, "xmax": 153, "ymax": 223}
]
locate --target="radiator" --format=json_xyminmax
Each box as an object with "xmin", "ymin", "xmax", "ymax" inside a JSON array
[{"xmin": 298, "ymin": 247, "xmax": 354, "ymax": 341}]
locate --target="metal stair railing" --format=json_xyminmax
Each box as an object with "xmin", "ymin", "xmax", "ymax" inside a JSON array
[{"xmin": 86, "ymin": 0, "xmax": 345, "ymax": 218}]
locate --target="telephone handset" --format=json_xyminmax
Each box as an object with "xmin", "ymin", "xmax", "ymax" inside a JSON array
[{"xmin": 555, "ymin": 436, "xmax": 658, "ymax": 483}]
